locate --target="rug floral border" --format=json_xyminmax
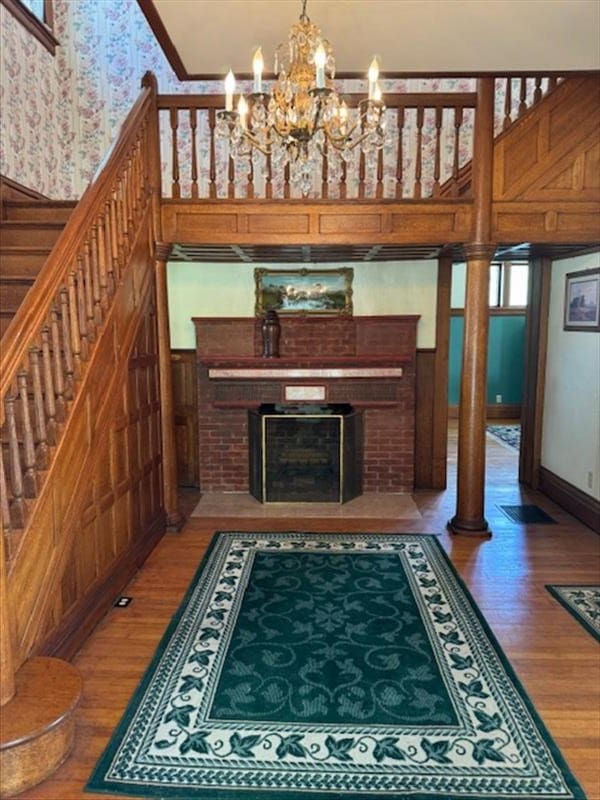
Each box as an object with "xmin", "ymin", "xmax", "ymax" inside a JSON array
[
  {"xmin": 87, "ymin": 532, "xmax": 586, "ymax": 800},
  {"xmin": 546, "ymin": 585, "xmax": 600, "ymax": 642}
]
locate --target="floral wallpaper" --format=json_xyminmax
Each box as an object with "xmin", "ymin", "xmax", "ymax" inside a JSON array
[{"xmin": 0, "ymin": 0, "xmax": 546, "ymax": 200}]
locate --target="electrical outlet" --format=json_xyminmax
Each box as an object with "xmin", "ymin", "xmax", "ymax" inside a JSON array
[
  {"xmin": 587, "ymin": 472, "xmax": 594, "ymax": 490},
  {"xmin": 495, "ymin": 394, "xmax": 502, "ymax": 403}
]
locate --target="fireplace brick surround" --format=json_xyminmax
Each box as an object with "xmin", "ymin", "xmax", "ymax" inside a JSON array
[{"xmin": 194, "ymin": 315, "xmax": 419, "ymax": 495}]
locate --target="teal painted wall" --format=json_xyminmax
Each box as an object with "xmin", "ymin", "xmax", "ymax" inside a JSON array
[{"xmin": 448, "ymin": 314, "xmax": 526, "ymax": 405}]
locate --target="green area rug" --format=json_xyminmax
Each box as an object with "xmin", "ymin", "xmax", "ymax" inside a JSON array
[
  {"xmin": 546, "ymin": 585, "xmax": 600, "ymax": 641},
  {"xmin": 87, "ymin": 532, "xmax": 585, "ymax": 800}
]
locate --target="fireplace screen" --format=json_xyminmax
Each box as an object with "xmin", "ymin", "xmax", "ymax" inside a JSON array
[{"xmin": 249, "ymin": 405, "xmax": 362, "ymax": 503}]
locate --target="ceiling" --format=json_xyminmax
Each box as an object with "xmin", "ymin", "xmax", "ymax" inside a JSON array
[{"xmin": 142, "ymin": 0, "xmax": 600, "ymax": 79}]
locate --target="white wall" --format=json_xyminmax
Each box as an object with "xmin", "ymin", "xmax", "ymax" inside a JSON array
[
  {"xmin": 167, "ymin": 260, "xmax": 438, "ymax": 350},
  {"xmin": 541, "ymin": 253, "xmax": 600, "ymax": 499}
]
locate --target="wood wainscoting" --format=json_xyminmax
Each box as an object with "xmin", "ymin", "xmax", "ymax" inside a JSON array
[{"xmin": 171, "ymin": 349, "xmax": 199, "ymax": 488}]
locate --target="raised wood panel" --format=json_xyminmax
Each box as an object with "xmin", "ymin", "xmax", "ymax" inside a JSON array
[
  {"xmin": 171, "ymin": 350, "xmax": 199, "ymax": 488},
  {"xmin": 161, "ymin": 201, "xmax": 472, "ymax": 244},
  {"xmin": 492, "ymin": 202, "xmax": 600, "ymax": 242},
  {"xmin": 494, "ymin": 76, "xmax": 600, "ymax": 202}
]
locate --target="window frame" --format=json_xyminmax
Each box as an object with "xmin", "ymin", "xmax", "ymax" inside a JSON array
[{"xmin": 0, "ymin": 0, "xmax": 58, "ymax": 55}]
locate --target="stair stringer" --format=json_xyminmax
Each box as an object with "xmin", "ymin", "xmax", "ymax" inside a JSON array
[{"xmin": 6, "ymin": 211, "xmax": 165, "ymax": 667}]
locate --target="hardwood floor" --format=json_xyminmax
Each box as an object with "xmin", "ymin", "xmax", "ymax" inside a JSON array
[{"xmin": 18, "ymin": 423, "xmax": 600, "ymax": 800}]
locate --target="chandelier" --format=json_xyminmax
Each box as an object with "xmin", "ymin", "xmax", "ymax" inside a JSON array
[{"xmin": 216, "ymin": 0, "xmax": 386, "ymax": 195}]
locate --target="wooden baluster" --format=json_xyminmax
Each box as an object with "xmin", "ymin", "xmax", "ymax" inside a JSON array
[
  {"xmin": 247, "ymin": 154, "xmax": 254, "ymax": 199},
  {"xmin": 414, "ymin": 106, "xmax": 424, "ymax": 199},
  {"xmin": 96, "ymin": 213, "xmax": 109, "ymax": 308},
  {"xmin": 519, "ymin": 77, "xmax": 527, "ymax": 116},
  {"xmin": 90, "ymin": 226, "xmax": 103, "ymax": 326},
  {"xmin": 503, "ymin": 77, "xmax": 513, "ymax": 130},
  {"xmin": 40, "ymin": 327, "xmax": 58, "ymax": 446},
  {"xmin": 170, "ymin": 107, "xmax": 181, "ymax": 198},
  {"xmin": 28, "ymin": 347, "xmax": 49, "ymax": 470},
  {"xmin": 284, "ymin": 161, "xmax": 290, "ymax": 199},
  {"xmin": 0, "ymin": 453, "xmax": 11, "ymax": 534},
  {"xmin": 190, "ymin": 108, "xmax": 199, "ymax": 199},
  {"xmin": 358, "ymin": 147, "xmax": 366, "ymax": 199},
  {"xmin": 534, "ymin": 76, "xmax": 543, "ymax": 104},
  {"xmin": 265, "ymin": 152, "xmax": 273, "ymax": 199},
  {"xmin": 376, "ymin": 144, "xmax": 384, "ymax": 199},
  {"xmin": 67, "ymin": 273, "xmax": 83, "ymax": 380},
  {"xmin": 209, "ymin": 108, "xmax": 217, "ymax": 199},
  {"xmin": 108, "ymin": 195, "xmax": 120, "ymax": 283},
  {"xmin": 17, "ymin": 372, "xmax": 37, "ymax": 498},
  {"xmin": 118, "ymin": 174, "xmax": 130, "ymax": 257},
  {"xmin": 432, "ymin": 106, "xmax": 443, "ymax": 197},
  {"xmin": 4, "ymin": 396, "xmax": 25, "ymax": 528},
  {"xmin": 104, "ymin": 200, "xmax": 117, "ymax": 291},
  {"xmin": 60, "ymin": 288, "xmax": 75, "ymax": 397},
  {"xmin": 228, "ymin": 145, "xmax": 235, "ymax": 199},
  {"xmin": 50, "ymin": 305, "xmax": 66, "ymax": 420},
  {"xmin": 321, "ymin": 139, "xmax": 328, "ymax": 199},
  {"xmin": 548, "ymin": 76, "xmax": 558, "ymax": 91},
  {"xmin": 75, "ymin": 262, "xmax": 89, "ymax": 362},
  {"xmin": 340, "ymin": 157, "xmax": 347, "ymax": 200},
  {"xmin": 126, "ymin": 154, "xmax": 135, "ymax": 232},
  {"xmin": 395, "ymin": 107, "xmax": 404, "ymax": 199},
  {"xmin": 81, "ymin": 249, "xmax": 95, "ymax": 344},
  {"xmin": 452, "ymin": 106, "xmax": 463, "ymax": 197}
]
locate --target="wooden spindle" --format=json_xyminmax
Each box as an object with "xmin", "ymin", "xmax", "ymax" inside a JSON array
[
  {"xmin": 209, "ymin": 108, "xmax": 217, "ymax": 199},
  {"xmin": 40, "ymin": 327, "xmax": 58, "ymax": 446},
  {"xmin": 118, "ymin": 175, "xmax": 129, "ymax": 256},
  {"xmin": 395, "ymin": 108, "xmax": 404, "ymax": 199},
  {"xmin": 170, "ymin": 107, "xmax": 181, "ymax": 198},
  {"xmin": 4, "ymin": 396, "xmax": 25, "ymax": 528},
  {"xmin": 50, "ymin": 306, "xmax": 66, "ymax": 420},
  {"xmin": 376, "ymin": 144, "xmax": 384, "ymax": 199},
  {"xmin": 190, "ymin": 108, "xmax": 199, "ymax": 199},
  {"xmin": 80, "ymin": 249, "xmax": 95, "ymax": 345},
  {"xmin": 503, "ymin": 77, "xmax": 513, "ymax": 130},
  {"xmin": 519, "ymin": 77, "xmax": 527, "ymax": 116},
  {"xmin": 67, "ymin": 271, "xmax": 83, "ymax": 378},
  {"xmin": 90, "ymin": 226, "xmax": 103, "ymax": 326},
  {"xmin": 284, "ymin": 161, "xmax": 290, "ymax": 199},
  {"xmin": 548, "ymin": 76, "xmax": 558, "ymax": 91},
  {"xmin": 265, "ymin": 152, "xmax": 273, "ymax": 200},
  {"xmin": 59, "ymin": 288, "xmax": 75, "ymax": 396},
  {"xmin": 96, "ymin": 213, "xmax": 109, "ymax": 307},
  {"xmin": 28, "ymin": 347, "xmax": 49, "ymax": 470},
  {"xmin": 126, "ymin": 154, "xmax": 135, "ymax": 231},
  {"xmin": 358, "ymin": 150, "xmax": 366, "ymax": 199},
  {"xmin": 247, "ymin": 154, "xmax": 254, "ymax": 199},
  {"xmin": 321, "ymin": 140, "xmax": 329, "ymax": 199},
  {"xmin": 0, "ymin": 453, "xmax": 12, "ymax": 534},
  {"xmin": 17, "ymin": 372, "xmax": 37, "ymax": 498},
  {"xmin": 340, "ymin": 157, "xmax": 347, "ymax": 200},
  {"xmin": 432, "ymin": 106, "xmax": 443, "ymax": 197},
  {"xmin": 414, "ymin": 106, "xmax": 424, "ymax": 199},
  {"xmin": 105, "ymin": 200, "xmax": 117, "ymax": 291},
  {"xmin": 452, "ymin": 106, "xmax": 463, "ymax": 197},
  {"xmin": 533, "ymin": 76, "xmax": 542, "ymax": 104},
  {"xmin": 228, "ymin": 146, "xmax": 235, "ymax": 199}
]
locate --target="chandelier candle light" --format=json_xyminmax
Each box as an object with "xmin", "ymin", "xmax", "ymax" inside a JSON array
[{"xmin": 217, "ymin": 0, "xmax": 386, "ymax": 196}]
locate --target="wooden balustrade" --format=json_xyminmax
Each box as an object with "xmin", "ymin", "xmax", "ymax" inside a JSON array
[
  {"xmin": 498, "ymin": 75, "xmax": 561, "ymax": 132},
  {"xmin": 0, "ymin": 79, "xmax": 156, "ymax": 558}
]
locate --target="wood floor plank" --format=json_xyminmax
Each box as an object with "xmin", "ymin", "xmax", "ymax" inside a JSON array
[{"xmin": 16, "ymin": 422, "xmax": 600, "ymax": 799}]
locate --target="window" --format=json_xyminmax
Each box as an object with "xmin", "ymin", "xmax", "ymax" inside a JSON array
[
  {"xmin": 0, "ymin": 0, "xmax": 58, "ymax": 55},
  {"xmin": 489, "ymin": 262, "xmax": 529, "ymax": 309}
]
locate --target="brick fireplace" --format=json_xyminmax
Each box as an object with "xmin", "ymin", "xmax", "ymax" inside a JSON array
[{"xmin": 194, "ymin": 315, "xmax": 419, "ymax": 495}]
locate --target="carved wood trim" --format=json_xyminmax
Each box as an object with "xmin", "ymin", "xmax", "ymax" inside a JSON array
[{"xmin": 0, "ymin": 0, "xmax": 59, "ymax": 54}]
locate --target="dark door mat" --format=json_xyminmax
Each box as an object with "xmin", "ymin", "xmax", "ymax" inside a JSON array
[{"xmin": 498, "ymin": 504, "xmax": 557, "ymax": 524}]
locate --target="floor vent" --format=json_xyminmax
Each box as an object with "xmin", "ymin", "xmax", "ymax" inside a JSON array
[{"xmin": 499, "ymin": 505, "xmax": 557, "ymax": 524}]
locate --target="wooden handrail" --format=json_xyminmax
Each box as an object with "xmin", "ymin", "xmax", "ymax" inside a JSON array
[
  {"xmin": 157, "ymin": 92, "xmax": 478, "ymax": 110},
  {"xmin": 0, "ymin": 84, "xmax": 154, "ymax": 408}
]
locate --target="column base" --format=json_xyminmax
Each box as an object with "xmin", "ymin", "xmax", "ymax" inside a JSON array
[
  {"xmin": 166, "ymin": 510, "xmax": 185, "ymax": 532},
  {"xmin": 0, "ymin": 657, "xmax": 82, "ymax": 797},
  {"xmin": 447, "ymin": 515, "xmax": 492, "ymax": 537}
]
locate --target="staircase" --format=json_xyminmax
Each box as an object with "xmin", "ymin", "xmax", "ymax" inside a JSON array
[{"xmin": 0, "ymin": 202, "xmax": 76, "ymax": 338}]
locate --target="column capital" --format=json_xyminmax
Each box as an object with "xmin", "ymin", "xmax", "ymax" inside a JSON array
[
  {"xmin": 154, "ymin": 242, "xmax": 172, "ymax": 262},
  {"xmin": 463, "ymin": 243, "xmax": 497, "ymax": 262}
]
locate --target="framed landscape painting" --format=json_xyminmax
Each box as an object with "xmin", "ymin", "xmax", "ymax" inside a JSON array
[
  {"xmin": 564, "ymin": 268, "xmax": 600, "ymax": 331},
  {"xmin": 255, "ymin": 268, "xmax": 353, "ymax": 315}
]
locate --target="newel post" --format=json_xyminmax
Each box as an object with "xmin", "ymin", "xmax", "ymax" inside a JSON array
[
  {"xmin": 141, "ymin": 71, "xmax": 162, "ymax": 242},
  {"xmin": 155, "ymin": 243, "xmax": 183, "ymax": 531},
  {"xmin": 449, "ymin": 77, "xmax": 496, "ymax": 537},
  {"xmin": 0, "ymin": 526, "xmax": 16, "ymax": 706}
]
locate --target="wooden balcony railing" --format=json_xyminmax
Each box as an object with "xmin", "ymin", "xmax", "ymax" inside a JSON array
[
  {"xmin": 157, "ymin": 75, "xmax": 560, "ymax": 202},
  {"xmin": 0, "ymin": 77, "xmax": 156, "ymax": 559}
]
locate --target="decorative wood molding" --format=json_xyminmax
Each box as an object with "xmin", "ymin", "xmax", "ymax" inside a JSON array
[
  {"xmin": 0, "ymin": 175, "xmax": 49, "ymax": 217},
  {"xmin": 0, "ymin": 0, "xmax": 59, "ymax": 54},
  {"xmin": 450, "ymin": 308, "xmax": 527, "ymax": 316},
  {"xmin": 539, "ymin": 467, "xmax": 600, "ymax": 534},
  {"xmin": 136, "ymin": 0, "xmax": 188, "ymax": 80}
]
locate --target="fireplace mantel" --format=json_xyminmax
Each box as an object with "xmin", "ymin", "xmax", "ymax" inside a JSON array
[{"xmin": 199, "ymin": 355, "xmax": 411, "ymax": 381}]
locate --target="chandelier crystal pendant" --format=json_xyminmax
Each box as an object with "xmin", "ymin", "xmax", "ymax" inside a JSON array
[{"xmin": 216, "ymin": 0, "xmax": 386, "ymax": 195}]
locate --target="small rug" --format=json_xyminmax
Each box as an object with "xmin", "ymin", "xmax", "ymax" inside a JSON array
[
  {"xmin": 499, "ymin": 504, "xmax": 557, "ymax": 525},
  {"xmin": 546, "ymin": 585, "xmax": 600, "ymax": 641},
  {"xmin": 487, "ymin": 424, "xmax": 521, "ymax": 450},
  {"xmin": 88, "ymin": 532, "xmax": 585, "ymax": 800}
]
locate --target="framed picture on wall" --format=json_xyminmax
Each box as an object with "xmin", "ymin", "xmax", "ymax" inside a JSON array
[
  {"xmin": 563, "ymin": 268, "xmax": 600, "ymax": 331},
  {"xmin": 254, "ymin": 268, "xmax": 353, "ymax": 316}
]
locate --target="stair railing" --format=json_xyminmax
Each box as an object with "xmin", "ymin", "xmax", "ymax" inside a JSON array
[{"xmin": 0, "ymin": 74, "xmax": 158, "ymax": 560}]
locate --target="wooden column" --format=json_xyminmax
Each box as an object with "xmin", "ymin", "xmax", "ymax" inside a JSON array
[
  {"xmin": 0, "ymin": 526, "xmax": 15, "ymax": 706},
  {"xmin": 449, "ymin": 77, "xmax": 495, "ymax": 536},
  {"xmin": 155, "ymin": 243, "xmax": 184, "ymax": 531}
]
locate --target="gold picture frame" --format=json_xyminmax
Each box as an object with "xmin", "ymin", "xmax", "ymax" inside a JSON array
[{"xmin": 254, "ymin": 268, "xmax": 353, "ymax": 316}]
